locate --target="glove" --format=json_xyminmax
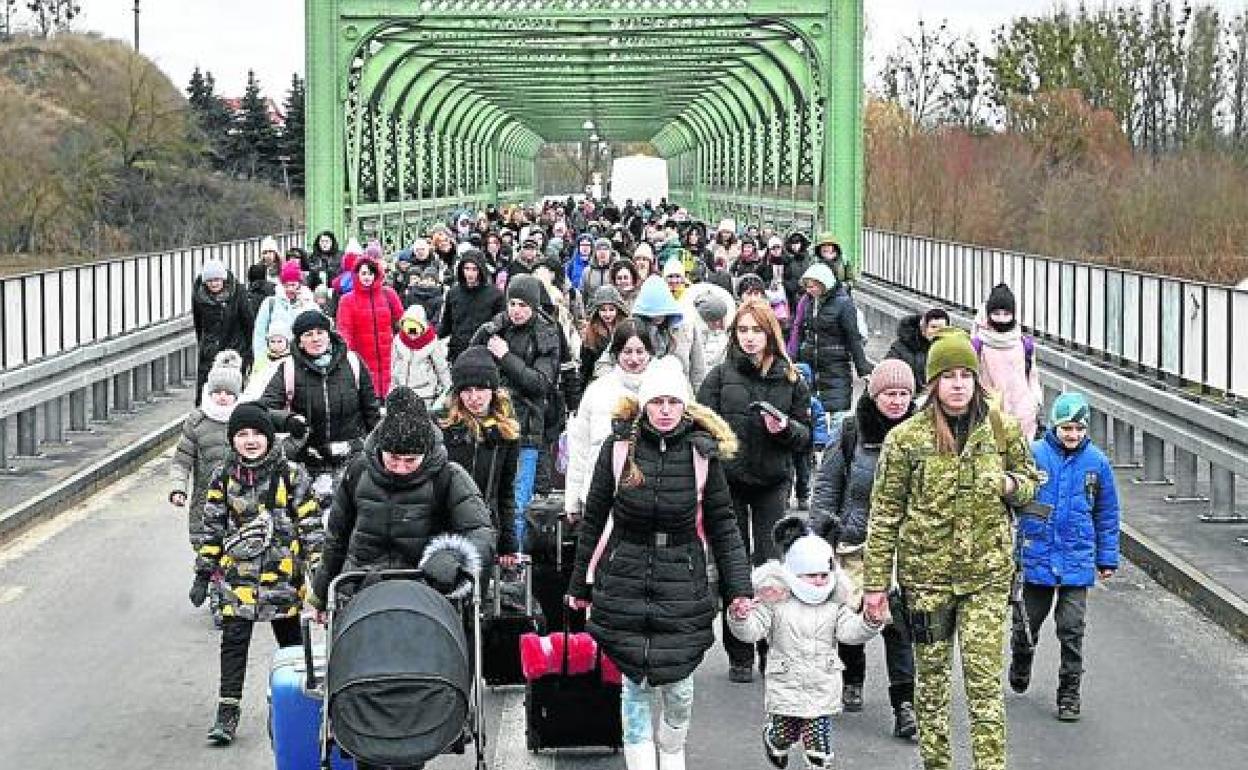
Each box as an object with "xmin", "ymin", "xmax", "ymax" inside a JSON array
[
  {"xmin": 285, "ymin": 414, "xmax": 309, "ymax": 440},
  {"xmin": 422, "ymin": 549, "xmax": 462, "ymax": 595},
  {"xmin": 188, "ymin": 573, "xmax": 211, "ymax": 608}
]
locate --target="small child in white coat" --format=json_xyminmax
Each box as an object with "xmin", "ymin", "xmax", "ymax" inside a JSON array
[
  {"xmin": 729, "ymin": 516, "xmax": 883, "ymax": 768},
  {"xmin": 390, "ymin": 304, "xmax": 450, "ymax": 406}
]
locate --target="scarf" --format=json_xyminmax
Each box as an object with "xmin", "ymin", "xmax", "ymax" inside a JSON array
[
  {"xmin": 200, "ymin": 397, "xmax": 236, "ymax": 424},
  {"xmin": 399, "ymin": 325, "xmax": 437, "ymax": 351}
]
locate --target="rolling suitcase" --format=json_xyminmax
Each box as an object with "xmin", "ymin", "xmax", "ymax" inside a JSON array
[
  {"xmin": 524, "ymin": 505, "xmax": 584, "ymax": 634},
  {"xmin": 482, "ymin": 561, "xmax": 545, "ymax": 686},
  {"xmin": 268, "ymin": 631, "xmax": 355, "ymax": 770},
  {"xmin": 524, "ymin": 619, "xmax": 623, "ymax": 752}
]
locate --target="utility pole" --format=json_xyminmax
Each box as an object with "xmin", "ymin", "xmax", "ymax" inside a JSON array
[{"xmin": 133, "ymin": 0, "xmax": 140, "ymax": 51}]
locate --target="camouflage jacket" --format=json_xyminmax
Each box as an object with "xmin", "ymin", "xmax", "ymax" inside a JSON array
[
  {"xmin": 862, "ymin": 408, "xmax": 1040, "ymax": 595},
  {"xmin": 197, "ymin": 454, "xmax": 323, "ymax": 622}
]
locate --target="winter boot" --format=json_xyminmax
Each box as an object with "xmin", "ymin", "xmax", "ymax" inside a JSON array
[
  {"xmin": 1056, "ymin": 674, "xmax": 1081, "ymax": 722},
  {"xmin": 622, "ymin": 740, "xmax": 657, "ymax": 770},
  {"xmin": 657, "ymin": 722, "xmax": 688, "ymax": 770},
  {"xmin": 206, "ymin": 699, "xmax": 241, "ymax": 746},
  {"xmin": 842, "ymin": 683, "xmax": 864, "ymax": 712},
  {"xmin": 888, "ymin": 682, "xmax": 918, "ymax": 739},
  {"xmin": 762, "ymin": 726, "xmax": 788, "ymax": 769},
  {"xmin": 729, "ymin": 664, "xmax": 754, "ymax": 683},
  {"xmin": 1008, "ymin": 651, "xmax": 1033, "ymax": 694}
]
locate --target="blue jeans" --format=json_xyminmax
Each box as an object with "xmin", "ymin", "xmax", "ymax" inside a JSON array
[
  {"xmin": 621, "ymin": 676, "xmax": 695, "ymax": 746},
  {"xmin": 513, "ymin": 446, "xmax": 540, "ymax": 550}
]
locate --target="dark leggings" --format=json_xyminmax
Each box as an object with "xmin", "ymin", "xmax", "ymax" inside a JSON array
[
  {"xmin": 219, "ymin": 615, "xmax": 300, "ymax": 700},
  {"xmin": 722, "ymin": 481, "xmax": 789, "ymax": 667}
]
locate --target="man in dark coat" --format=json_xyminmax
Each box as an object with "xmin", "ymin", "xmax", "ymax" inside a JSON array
[
  {"xmin": 440, "ymin": 250, "xmax": 505, "ymax": 364},
  {"xmin": 192, "ymin": 259, "xmax": 254, "ymax": 405}
]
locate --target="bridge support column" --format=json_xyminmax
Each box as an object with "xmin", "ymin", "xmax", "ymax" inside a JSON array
[
  {"xmin": 1041, "ymin": 385, "xmax": 1060, "ymax": 419},
  {"xmin": 1111, "ymin": 419, "xmax": 1139, "ymax": 468},
  {"xmin": 1201, "ymin": 466, "xmax": 1244, "ymax": 523},
  {"xmin": 69, "ymin": 389, "xmax": 89, "ymax": 432},
  {"xmin": 183, "ymin": 348, "xmax": 198, "ymax": 381},
  {"xmin": 42, "ymin": 398, "xmax": 64, "ymax": 444},
  {"xmin": 134, "ymin": 363, "xmax": 151, "ymax": 404},
  {"xmin": 151, "ymin": 357, "xmax": 168, "ymax": 396},
  {"xmin": 113, "ymin": 371, "xmax": 134, "ymax": 414},
  {"xmin": 1166, "ymin": 448, "xmax": 1206, "ymax": 503},
  {"xmin": 1089, "ymin": 409, "xmax": 1108, "ymax": 448},
  {"xmin": 1134, "ymin": 433, "xmax": 1170, "ymax": 485},
  {"xmin": 16, "ymin": 408, "xmax": 40, "ymax": 457},
  {"xmin": 0, "ymin": 417, "xmax": 9, "ymax": 470},
  {"xmin": 92, "ymin": 380, "xmax": 110, "ymax": 422}
]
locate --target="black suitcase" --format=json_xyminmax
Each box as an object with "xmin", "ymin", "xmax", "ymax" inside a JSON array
[
  {"xmin": 482, "ymin": 562, "xmax": 544, "ymax": 686},
  {"xmin": 525, "ymin": 622, "xmax": 623, "ymax": 753}
]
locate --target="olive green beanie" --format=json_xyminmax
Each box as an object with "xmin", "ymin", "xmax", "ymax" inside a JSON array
[{"xmin": 925, "ymin": 327, "xmax": 979, "ymax": 382}]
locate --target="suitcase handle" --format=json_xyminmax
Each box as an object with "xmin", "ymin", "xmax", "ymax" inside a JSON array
[
  {"xmin": 492, "ymin": 558, "xmax": 533, "ymax": 616},
  {"xmin": 301, "ymin": 617, "xmax": 318, "ymax": 692}
]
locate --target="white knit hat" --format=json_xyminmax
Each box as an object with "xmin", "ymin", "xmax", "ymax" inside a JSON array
[
  {"xmin": 260, "ymin": 235, "xmax": 279, "ymax": 254},
  {"xmin": 784, "ymin": 534, "xmax": 833, "ymax": 576},
  {"xmin": 636, "ymin": 356, "xmax": 691, "ymax": 407}
]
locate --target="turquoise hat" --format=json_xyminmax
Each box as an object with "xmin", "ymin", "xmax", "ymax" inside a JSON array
[{"xmin": 1051, "ymin": 392, "xmax": 1091, "ymax": 427}]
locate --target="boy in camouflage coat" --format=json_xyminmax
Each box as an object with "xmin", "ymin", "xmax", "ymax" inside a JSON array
[
  {"xmin": 862, "ymin": 329, "xmax": 1040, "ymax": 770},
  {"xmin": 193, "ymin": 403, "xmax": 323, "ymax": 747}
]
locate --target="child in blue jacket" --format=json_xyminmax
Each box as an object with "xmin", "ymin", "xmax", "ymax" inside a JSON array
[
  {"xmin": 792, "ymin": 363, "xmax": 830, "ymax": 510},
  {"xmin": 1011, "ymin": 392, "xmax": 1119, "ymax": 722}
]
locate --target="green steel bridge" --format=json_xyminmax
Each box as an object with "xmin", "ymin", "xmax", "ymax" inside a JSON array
[{"xmin": 304, "ymin": 0, "xmax": 864, "ymax": 261}]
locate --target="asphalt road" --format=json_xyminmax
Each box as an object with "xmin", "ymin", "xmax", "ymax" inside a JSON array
[{"xmin": 1, "ymin": 452, "xmax": 1246, "ymax": 770}]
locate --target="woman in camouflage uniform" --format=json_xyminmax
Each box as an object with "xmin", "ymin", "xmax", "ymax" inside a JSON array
[{"xmin": 861, "ymin": 329, "xmax": 1040, "ymax": 770}]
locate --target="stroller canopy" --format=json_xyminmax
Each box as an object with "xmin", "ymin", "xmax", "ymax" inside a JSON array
[{"xmin": 328, "ymin": 579, "xmax": 471, "ymax": 766}]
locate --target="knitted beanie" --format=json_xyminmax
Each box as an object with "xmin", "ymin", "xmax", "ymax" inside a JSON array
[
  {"xmin": 589, "ymin": 285, "xmax": 626, "ymax": 314},
  {"xmin": 868, "ymin": 358, "xmax": 916, "ymax": 398},
  {"xmin": 200, "ymin": 259, "xmax": 227, "ymax": 282},
  {"xmin": 507, "ymin": 274, "xmax": 543, "ymax": 309},
  {"xmin": 451, "ymin": 346, "xmax": 501, "ymax": 391},
  {"xmin": 637, "ymin": 356, "xmax": 691, "ymax": 406},
  {"xmin": 227, "ymin": 402, "xmax": 275, "ymax": 446},
  {"xmin": 986, "ymin": 283, "xmax": 1016, "ymax": 315},
  {"xmin": 400, "ymin": 304, "xmax": 428, "ymax": 334},
  {"xmin": 1051, "ymin": 392, "xmax": 1091, "ymax": 427},
  {"xmin": 694, "ymin": 293, "xmax": 729, "ymax": 324},
  {"xmin": 279, "ymin": 260, "xmax": 302, "ymax": 284},
  {"xmin": 205, "ymin": 350, "xmax": 244, "ymax": 396},
  {"xmin": 374, "ymin": 387, "xmax": 435, "ymax": 455},
  {"xmin": 292, "ymin": 309, "xmax": 333, "ymax": 338},
  {"xmin": 260, "ymin": 236, "xmax": 279, "ymax": 254},
  {"xmin": 266, "ymin": 318, "xmax": 293, "ymax": 342},
  {"xmin": 925, "ymin": 328, "xmax": 979, "ymax": 382}
]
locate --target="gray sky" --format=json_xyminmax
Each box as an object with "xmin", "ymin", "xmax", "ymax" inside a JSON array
[{"xmin": 73, "ymin": 1, "xmax": 1248, "ymax": 99}]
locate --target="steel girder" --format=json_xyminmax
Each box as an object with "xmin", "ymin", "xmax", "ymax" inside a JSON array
[{"xmin": 306, "ymin": 1, "xmax": 861, "ymax": 265}]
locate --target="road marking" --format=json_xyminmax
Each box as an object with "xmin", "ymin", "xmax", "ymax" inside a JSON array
[{"xmin": 0, "ymin": 585, "xmax": 25, "ymax": 605}]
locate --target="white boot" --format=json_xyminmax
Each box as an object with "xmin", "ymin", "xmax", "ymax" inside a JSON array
[
  {"xmin": 623, "ymin": 740, "xmax": 657, "ymax": 770},
  {"xmin": 657, "ymin": 722, "xmax": 688, "ymax": 770}
]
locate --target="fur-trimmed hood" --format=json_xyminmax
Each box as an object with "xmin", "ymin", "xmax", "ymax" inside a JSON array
[
  {"xmin": 419, "ymin": 533, "xmax": 482, "ymax": 601},
  {"xmin": 610, "ymin": 395, "xmax": 738, "ymax": 460}
]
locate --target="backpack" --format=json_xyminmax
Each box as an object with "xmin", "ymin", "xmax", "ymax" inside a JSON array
[
  {"xmin": 281, "ymin": 351, "xmax": 362, "ymax": 409},
  {"xmin": 972, "ymin": 335, "xmax": 1035, "ymax": 378}
]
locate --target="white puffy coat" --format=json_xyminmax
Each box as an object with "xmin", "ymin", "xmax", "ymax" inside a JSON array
[
  {"xmin": 728, "ymin": 561, "xmax": 880, "ymax": 718},
  {"xmin": 389, "ymin": 337, "xmax": 450, "ymax": 407},
  {"xmin": 563, "ymin": 365, "xmax": 644, "ymax": 514}
]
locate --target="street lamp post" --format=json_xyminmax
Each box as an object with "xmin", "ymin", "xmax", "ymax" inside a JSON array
[{"xmin": 133, "ymin": 1, "xmax": 140, "ymax": 51}]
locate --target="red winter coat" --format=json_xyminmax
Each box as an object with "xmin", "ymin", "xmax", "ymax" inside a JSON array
[{"xmin": 336, "ymin": 258, "xmax": 404, "ymax": 396}]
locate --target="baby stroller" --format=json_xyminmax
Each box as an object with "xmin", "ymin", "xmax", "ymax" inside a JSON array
[{"xmin": 319, "ymin": 568, "xmax": 487, "ymax": 770}]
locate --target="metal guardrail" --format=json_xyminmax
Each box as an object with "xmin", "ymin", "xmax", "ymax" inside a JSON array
[
  {"xmin": 856, "ymin": 276, "xmax": 1246, "ymax": 524},
  {"xmin": 862, "ymin": 228, "xmax": 1248, "ymax": 401},
  {"xmin": 0, "ymin": 233, "xmax": 302, "ymax": 372}
]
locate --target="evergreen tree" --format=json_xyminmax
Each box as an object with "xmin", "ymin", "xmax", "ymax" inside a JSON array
[
  {"xmin": 279, "ymin": 73, "xmax": 306, "ymax": 197},
  {"xmin": 231, "ymin": 70, "xmax": 278, "ymax": 181},
  {"xmin": 185, "ymin": 68, "xmax": 234, "ymax": 171}
]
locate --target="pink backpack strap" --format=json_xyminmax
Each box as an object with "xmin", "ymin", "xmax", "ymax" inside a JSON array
[
  {"xmin": 693, "ymin": 447, "xmax": 709, "ymax": 544},
  {"xmin": 283, "ymin": 358, "xmax": 295, "ymax": 408},
  {"xmin": 586, "ymin": 441, "xmax": 631, "ymax": 585}
]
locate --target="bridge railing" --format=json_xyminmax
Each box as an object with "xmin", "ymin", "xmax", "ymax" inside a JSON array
[
  {"xmin": 0, "ymin": 233, "xmax": 302, "ymax": 372},
  {"xmin": 862, "ymin": 228, "xmax": 1248, "ymax": 401}
]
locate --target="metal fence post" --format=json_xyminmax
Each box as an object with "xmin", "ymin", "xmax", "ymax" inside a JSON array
[
  {"xmin": 16, "ymin": 408, "xmax": 39, "ymax": 456},
  {"xmin": 1165, "ymin": 448, "xmax": 1207, "ymax": 503},
  {"xmin": 113, "ymin": 370, "xmax": 134, "ymax": 414},
  {"xmin": 1200, "ymin": 466, "xmax": 1244, "ymax": 523},
  {"xmin": 1135, "ymin": 432, "xmax": 1170, "ymax": 485},
  {"xmin": 1111, "ymin": 418, "xmax": 1139, "ymax": 468}
]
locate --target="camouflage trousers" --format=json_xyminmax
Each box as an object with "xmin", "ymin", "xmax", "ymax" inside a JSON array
[{"xmin": 912, "ymin": 587, "xmax": 1010, "ymax": 770}]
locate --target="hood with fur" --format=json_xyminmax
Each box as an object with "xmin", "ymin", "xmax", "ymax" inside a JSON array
[{"xmin": 610, "ymin": 395, "xmax": 738, "ymax": 461}]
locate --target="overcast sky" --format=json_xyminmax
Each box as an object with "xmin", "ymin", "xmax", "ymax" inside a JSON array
[{"xmin": 74, "ymin": 1, "xmax": 1248, "ymax": 98}]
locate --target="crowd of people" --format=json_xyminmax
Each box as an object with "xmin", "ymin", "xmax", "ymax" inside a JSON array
[{"xmin": 176, "ymin": 198, "xmax": 1121, "ymax": 770}]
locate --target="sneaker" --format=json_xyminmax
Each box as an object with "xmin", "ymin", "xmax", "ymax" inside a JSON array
[
  {"xmin": 892, "ymin": 702, "xmax": 918, "ymax": 738},
  {"xmin": 1008, "ymin": 654, "xmax": 1032, "ymax": 694},
  {"xmin": 728, "ymin": 664, "xmax": 755, "ymax": 684},
  {"xmin": 842, "ymin": 683, "xmax": 864, "ymax": 712},
  {"xmin": 762, "ymin": 728, "xmax": 788, "ymax": 769},
  {"xmin": 1056, "ymin": 675, "xmax": 1081, "ymax": 722},
  {"xmin": 207, "ymin": 701, "xmax": 241, "ymax": 746}
]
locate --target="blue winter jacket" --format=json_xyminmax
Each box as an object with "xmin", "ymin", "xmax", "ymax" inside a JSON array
[
  {"xmin": 796, "ymin": 363, "xmax": 830, "ymax": 449},
  {"xmin": 1020, "ymin": 430, "xmax": 1120, "ymax": 587}
]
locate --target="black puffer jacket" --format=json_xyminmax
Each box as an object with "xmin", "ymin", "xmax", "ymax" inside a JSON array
[
  {"xmin": 259, "ymin": 335, "xmax": 381, "ymax": 464},
  {"xmin": 697, "ymin": 349, "xmax": 811, "ymax": 488},
  {"xmin": 781, "ymin": 233, "xmax": 813, "ymax": 308},
  {"xmin": 312, "ymin": 437, "xmax": 496, "ymax": 604},
  {"xmin": 470, "ymin": 311, "xmax": 561, "ymax": 447},
  {"xmin": 811, "ymin": 394, "xmax": 913, "ymax": 546},
  {"xmin": 304, "ymin": 230, "xmax": 341, "ymax": 290},
  {"xmin": 795, "ymin": 286, "xmax": 870, "ymax": 412},
  {"xmin": 440, "ymin": 252, "xmax": 505, "ymax": 363},
  {"xmin": 884, "ymin": 313, "xmax": 930, "ymax": 391},
  {"xmin": 567, "ymin": 400, "xmax": 751, "ymax": 686},
  {"xmin": 442, "ymin": 420, "xmax": 520, "ymax": 555},
  {"xmin": 192, "ymin": 274, "xmax": 253, "ymax": 366}
]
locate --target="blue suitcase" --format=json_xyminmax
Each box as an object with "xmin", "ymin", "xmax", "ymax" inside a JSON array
[{"xmin": 268, "ymin": 643, "xmax": 355, "ymax": 769}]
